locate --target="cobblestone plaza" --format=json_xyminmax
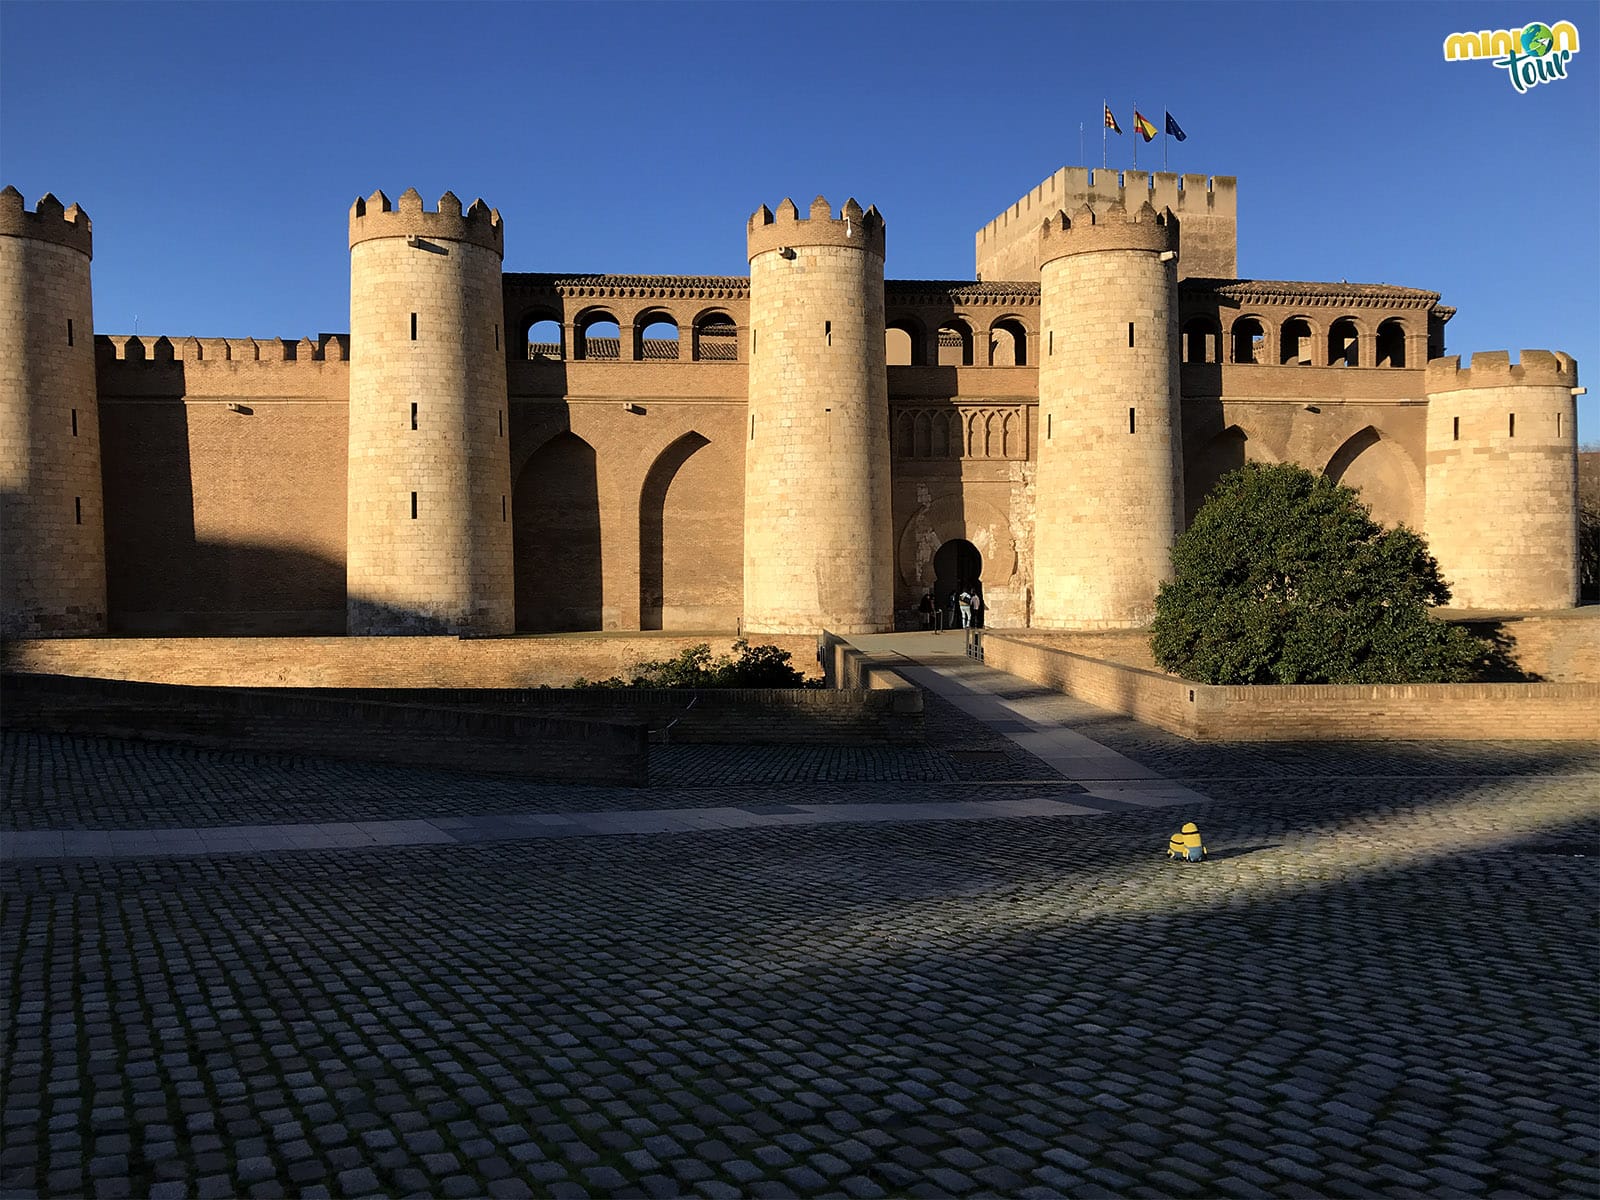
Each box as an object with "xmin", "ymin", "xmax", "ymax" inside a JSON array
[{"xmin": 3, "ymin": 652, "xmax": 1598, "ymax": 1198}]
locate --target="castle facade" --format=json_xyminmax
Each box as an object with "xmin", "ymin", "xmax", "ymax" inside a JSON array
[{"xmin": 0, "ymin": 169, "xmax": 1582, "ymax": 640}]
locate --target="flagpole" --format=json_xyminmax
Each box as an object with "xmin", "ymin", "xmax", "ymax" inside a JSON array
[
  {"xmin": 1162, "ymin": 103, "xmax": 1168, "ymax": 171},
  {"xmin": 1079, "ymin": 122, "xmax": 1084, "ymax": 167},
  {"xmin": 1102, "ymin": 100, "xmax": 1107, "ymax": 169},
  {"xmin": 1132, "ymin": 101, "xmax": 1138, "ymax": 170}
]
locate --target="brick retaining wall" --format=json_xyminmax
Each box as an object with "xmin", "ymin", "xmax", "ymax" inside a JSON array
[
  {"xmin": 0, "ymin": 634, "xmax": 823, "ymax": 688},
  {"xmin": 979, "ymin": 634, "xmax": 1600, "ymax": 742},
  {"xmin": 303, "ymin": 684, "xmax": 922, "ymax": 746},
  {"xmin": 1, "ymin": 674, "xmax": 648, "ymax": 783}
]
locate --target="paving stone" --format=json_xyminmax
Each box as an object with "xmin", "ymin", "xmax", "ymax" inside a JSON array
[{"xmin": 4, "ymin": 723, "xmax": 1598, "ymax": 1200}]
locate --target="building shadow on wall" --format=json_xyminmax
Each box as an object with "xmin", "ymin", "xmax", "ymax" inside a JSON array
[
  {"xmin": 101, "ymin": 393, "xmax": 347, "ymax": 634},
  {"xmin": 514, "ymin": 431, "xmax": 603, "ymax": 631}
]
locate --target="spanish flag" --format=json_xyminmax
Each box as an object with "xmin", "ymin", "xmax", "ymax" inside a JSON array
[
  {"xmin": 1104, "ymin": 104, "xmax": 1122, "ymax": 134},
  {"xmin": 1134, "ymin": 110, "xmax": 1159, "ymax": 142}
]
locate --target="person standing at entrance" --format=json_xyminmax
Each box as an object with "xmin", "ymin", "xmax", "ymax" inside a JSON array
[
  {"xmin": 970, "ymin": 588, "xmax": 983, "ymax": 628},
  {"xmin": 958, "ymin": 590, "xmax": 972, "ymax": 628},
  {"xmin": 919, "ymin": 591, "xmax": 934, "ymax": 631}
]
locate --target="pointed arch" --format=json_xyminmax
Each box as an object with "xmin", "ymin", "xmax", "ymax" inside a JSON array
[
  {"xmin": 1185, "ymin": 424, "xmax": 1278, "ymax": 524},
  {"xmin": 638, "ymin": 431, "xmax": 742, "ymax": 629},
  {"xmin": 894, "ymin": 411, "xmax": 915, "ymax": 459},
  {"xmin": 1322, "ymin": 426, "xmax": 1423, "ymax": 529},
  {"xmin": 514, "ymin": 432, "xmax": 602, "ymax": 631}
]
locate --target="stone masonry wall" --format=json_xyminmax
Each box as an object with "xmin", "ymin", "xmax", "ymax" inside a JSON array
[
  {"xmin": 744, "ymin": 202, "xmax": 892, "ymax": 634},
  {"xmin": 0, "ymin": 221, "xmax": 105, "ymax": 636},
  {"xmin": 1425, "ymin": 352, "xmax": 1580, "ymax": 610},
  {"xmin": 1035, "ymin": 228, "xmax": 1181, "ymax": 628},
  {"xmin": 347, "ymin": 194, "xmax": 512, "ymax": 635}
]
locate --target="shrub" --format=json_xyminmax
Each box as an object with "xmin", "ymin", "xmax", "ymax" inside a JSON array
[
  {"xmin": 1150, "ymin": 463, "xmax": 1489, "ymax": 684},
  {"xmin": 573, "ymin": 640, "xmax": 811, "ymax": 689}
]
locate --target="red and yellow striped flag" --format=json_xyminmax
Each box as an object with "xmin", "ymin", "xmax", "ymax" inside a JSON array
[
  {"xmin": 1134, "ymin": 110, "xmax": 1159, "ymax": 142},
  {"xmin": 1104, "ymin": 104, "xmax": 1122, "ymax": 134}
]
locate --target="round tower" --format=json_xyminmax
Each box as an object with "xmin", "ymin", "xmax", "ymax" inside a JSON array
[
  {"xmin": 346, "ymin": 188, "xmax": 512, "ymax": 635},
  {"xmin": 744, "ymin": 196, "xmax": 892, "ymax": 634},
  {"xmin": 0, "ymin": 187, "xmax": 106, "ymax": 637},
  {"xmin": 1424, "ymin": 350, "xmax": 1579, "ymax": 610},
  {"xmin": 1032, "ymin": 201, "xmax": 1182, "ymax": 628}
]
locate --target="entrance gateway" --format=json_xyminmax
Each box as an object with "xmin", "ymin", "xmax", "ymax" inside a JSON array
[{"xmin": 933, "ymin": 539, "xmax": 982, "ymax": 619}]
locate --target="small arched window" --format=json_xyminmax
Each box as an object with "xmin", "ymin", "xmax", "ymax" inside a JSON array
[
  {"xmin": 937, "ymin": 320, "xmax": 974, "ymax": 367},
  {"xmin": 989, "ymin": 318, "xmax": 1027, "ymax": 366},
  {"xmin": 525, "ymin": 317, "xmax": 563, "ymax": 361},
  {"xmin": 1328, "ymin": 317, "xmax": 1360, "ymax": 367},
  {"xmin": 574, "ymin": 312, "xmax": 620, "ymax": 361},
  {"xmin": 1376, "ymin": 319, "xmax": 1407, "ymax": 368},
  {"xmin": 1280, "ymin": 318, "xmax": 1313, "ymax": 365},
  {"xmin": 886, "ymin": 318, "xmax": 924, "ymax": 366},
  {"xmin": 636, "ymin": 312, "xmax": 680, "ymax": 362},
  {"xmin": 1231, "ymin": 317, "xmax": 1265, "ymax": 365},
  {"xmin": 1181, "ymin": 317, "xmax": 1221, "ymax": 364},
  {"xmin": 693, "ymin": 311, "xmax": 737, "ymax": 361}
]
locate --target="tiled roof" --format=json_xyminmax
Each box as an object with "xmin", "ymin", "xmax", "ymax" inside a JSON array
[{"xmin": 1182, "ymin": 278, "xmax": 1442, "ymax": 307}]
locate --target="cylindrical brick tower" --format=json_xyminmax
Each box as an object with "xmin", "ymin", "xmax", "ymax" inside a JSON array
[
  {"xmin": 347, "ymin": 188, "xmax": 513, "ymax": 635},
  {"xmin": 1424, "ymin": 350, "xmax": 1580, "ymax": 609},
  {"xmin": 1033, "ymin": 201, "xmax": 1183, "ymax": 628},
  {"xmin": 0, "ymin": 187, "xmax": 106, "ymax": 637},
  {"xmin": 743, "ymin": 196, "xmax": 892, "ymax": 634}
]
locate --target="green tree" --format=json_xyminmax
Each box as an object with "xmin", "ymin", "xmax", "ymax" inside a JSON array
[
  {"xmin": 1150, "ymin": 463, "xmax": 1488, "ymax": 684},
  {"xmin": 1578, "ymin": 444, "xmax": 1599, "ymax": 603}
]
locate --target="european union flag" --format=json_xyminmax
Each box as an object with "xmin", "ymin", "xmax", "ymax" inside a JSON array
[{"xmin": 1165, "ymin": 112, "xmax": 1188, "ymax": 141}]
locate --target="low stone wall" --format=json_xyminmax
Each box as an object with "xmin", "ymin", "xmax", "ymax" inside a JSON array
[
  {"xmin": 816, "ymin": 630, "xmax": 925, "ymax": 743},
  {"xmin": 980, "ymin": 633, "xmax": 1600, "ymax": 742},
  {"xmin": 1, "ymin": 673, "xmax": 648, "ymax": 783},
  {"xmin": 0, "ymin": 633, "xmax": 824, "ymax": 688},
  {"xmin": 1007, "ymin": 610, "xmax": 1600, "ymax": 684},
  {"xmin": 306, "ymin": 684, "xmax": 922, "ymax": 746}
]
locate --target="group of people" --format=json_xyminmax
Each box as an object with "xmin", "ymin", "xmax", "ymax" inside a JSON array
[{"xmin": 919, "ymin": 586, "xmax": 983, "ymax": 631}]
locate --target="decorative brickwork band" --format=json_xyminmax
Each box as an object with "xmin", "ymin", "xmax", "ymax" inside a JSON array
[
  {"xmin": 349, "ymin": 188, "xmax": 503, "ymax": 256},
  {"xmin": 1038, "ymin": 201, "xmax": 1177, "ymax": 267},
  {"xmin": 1424, "ymin": 349, "xmax": 1577, "ymax": 391},
  {"xmin": 748, "ymin": 196, "xmax": 885, "ymax": 261},
  {"xmin": 0, "ymin": 186, "xmax": 92, "ymax": 258}
]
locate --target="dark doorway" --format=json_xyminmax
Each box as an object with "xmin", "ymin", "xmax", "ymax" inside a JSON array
[{"xmin": 933, "ymin": 538, "xmax": 982, "ymax": 621}]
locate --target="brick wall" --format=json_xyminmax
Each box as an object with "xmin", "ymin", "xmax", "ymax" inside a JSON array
[
  {"xmin": 980, "ymin": 633, "xmax": 1599, "ymax": 742},
  {"xmin": 304, "ymin": 683, "xmax": 921, "ymax": 746},
  {"xmin": 1448, "ymin": 610, "xmax": 1600, "ymax": 682},
  {"xmin": 0, "ymin": 634, "xmax": 823, "ymax": 689},
  {"xmin": 2, "ymin": 673, "xmax": 647, "ymax": 784},
  {"xmin": 1014, "ymin": 612, "xmax": 1599, "ymax": 684}
]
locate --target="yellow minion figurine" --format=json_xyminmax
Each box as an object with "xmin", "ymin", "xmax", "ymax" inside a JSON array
[{"xmin": 1166, "ymin": 822, "xmax": 1206, "ymax": 862}]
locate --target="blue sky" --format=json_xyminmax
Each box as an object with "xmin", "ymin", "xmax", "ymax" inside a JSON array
[{"xmin": 4, "ymin": 0, "xmax": 1596, "ymax": 437}]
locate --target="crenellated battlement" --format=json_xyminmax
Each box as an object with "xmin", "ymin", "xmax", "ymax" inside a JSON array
[
  {"xmin": 977, "ymin": 167, "xmax": 1234, "ymax": 280},
  {"xmin": 980, "ymin": 170, "xmax": 1232, "ymax": 243},
  {"xmin": 1038, "ymin": 200, "xmax": 1178, "ymax": 265},
  {"xmin": 348, "ymin": 188, "xmax": 503, "ymax": 256},
  {"xmin": 0, "ymin": 185, "xmax": 93, "ymax": 258},
  {"xmin": 1425, "ymin": 349, "xmax": 1578, "ymax": 392},
  {"xmin": 94, "ymin": 333, "xmax": 350, "ymax": 364},
  {"xmin": 747, "ymin": 195, "xmax": 885, "ymax": 260}
]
